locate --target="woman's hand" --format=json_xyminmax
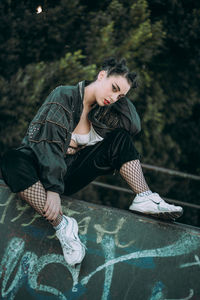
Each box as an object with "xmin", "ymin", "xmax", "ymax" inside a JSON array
[
  {"xmin": 66, "ymin": 139, "xmax": 78, "ymax": 155},
  {"xmin": 67, "ymin": 146, "xmax": 78, "ymax": 155},
  {"xmin": 43, "ymin": 191, "xmax": 63, "ymax": 221}
]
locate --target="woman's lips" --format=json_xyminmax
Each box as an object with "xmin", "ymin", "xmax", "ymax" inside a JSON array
[{"xmin": 104, "ymin": 99, "xmax": 110, "ymax": 105}]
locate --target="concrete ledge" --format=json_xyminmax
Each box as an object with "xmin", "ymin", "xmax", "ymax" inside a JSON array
[{"xmin": 0, "ymin": 179, "xmax": 200, "ymax": 300}]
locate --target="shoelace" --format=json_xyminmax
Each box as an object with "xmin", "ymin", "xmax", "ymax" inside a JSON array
[
  {"xmin": 59, "ymin": 229, "xmax": 87, "ymax": 255},
  {"xmin": 152, "ymin": 193, "xmax": 178, "ymax": 208},
  {"xmin": 59, "ymin": 236, "xmax": 74, "ymax": 255},
  {"xmin": 147, "ymin": 193, "xmax": 162, "ymax": 203}
]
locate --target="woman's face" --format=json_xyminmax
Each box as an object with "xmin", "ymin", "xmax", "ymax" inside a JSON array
[{"xmin": 95, "ymin": 71, "xmax": 131, "ymax": 106}]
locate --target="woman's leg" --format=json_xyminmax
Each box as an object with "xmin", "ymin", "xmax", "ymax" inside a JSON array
[
  {"xmin": 119, "ymin": 159, "xmax": 151, "ymax": 194},
  {"xmin": 1, "ymin": 149, "xmax": 85, "ymax": 265},
  {"xmin": 19, "ymin": 181, "xmax": 85, "ymax": 265},
  {"xmin": 1, "ymin": 149, "xmax": 62, "ymax": 226},
  {"xmin": 19, "ymin": 181, "xmax": 62, "ymax": 227},
  {"xmin": 64, "ymin": 128, "xmax": 183, "ymax": 219},
  {"xmin": 117, "ymin": 146, "xmax": 183, "ymax": 219},
  {"xmin": 64, "ymin": 128, "xmax": 143, "ymax": 195}
]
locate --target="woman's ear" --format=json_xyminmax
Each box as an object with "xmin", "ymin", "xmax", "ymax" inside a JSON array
[{"xmin": 97, "ymin": 70, "xmax": 107, "ymax": 81}]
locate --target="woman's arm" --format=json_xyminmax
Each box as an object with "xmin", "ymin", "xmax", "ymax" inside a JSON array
[{"xmin": 22, "ymin": 88, "xmax": 72, "ymax": 194}]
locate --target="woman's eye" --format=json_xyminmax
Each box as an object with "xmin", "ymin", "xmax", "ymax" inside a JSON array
[{"xmin": 112, "ymin": 84, "xmax": 117, "ymax": 91}]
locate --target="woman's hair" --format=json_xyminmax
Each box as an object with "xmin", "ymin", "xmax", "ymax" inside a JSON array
[{"xmin": 101, "ymin": 57, "xmax": 138, "ymax": 89}]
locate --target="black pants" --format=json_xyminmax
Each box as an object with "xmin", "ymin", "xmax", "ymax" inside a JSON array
[{"xmin": 1, "ymin": 129, "xmax": 140, "ymax": 195}]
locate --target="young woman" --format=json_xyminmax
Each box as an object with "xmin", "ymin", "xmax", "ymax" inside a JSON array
[{"xmin": 0, "ymin": 58, "xmax": 183, "ymax": 266}]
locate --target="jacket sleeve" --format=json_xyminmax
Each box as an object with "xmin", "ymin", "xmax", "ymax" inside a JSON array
[
  {"xmin": 114, "ymin": 97, "xmax": 141, "ymax": 137},
  {"xmin": 22, "ymin": 87, "xmax": 72, "ymax": 194},
  {"xmin": 128, "ymin": 101, "xmax": 141, "ymax": 136}
]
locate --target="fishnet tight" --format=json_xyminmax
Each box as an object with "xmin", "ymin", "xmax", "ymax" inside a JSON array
[
  {"xmin": 120, "ymin": 160, "xmax": 150, "ymax": 194},
  {"xmin": 19, "ymin": 181, "xmax": 62, "ymax": 227}
]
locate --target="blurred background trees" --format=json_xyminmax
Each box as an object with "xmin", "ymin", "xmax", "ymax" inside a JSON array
[{"xmin": 0, "ymin": 0, "xmax": 199, "ymax": 226}]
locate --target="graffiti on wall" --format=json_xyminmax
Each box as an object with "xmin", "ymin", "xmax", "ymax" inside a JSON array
[{"xmin": 0, "ymin": 190, "xmax": 200, "ymax": 300}]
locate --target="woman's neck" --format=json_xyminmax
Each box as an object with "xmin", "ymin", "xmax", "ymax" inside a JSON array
[{"xmin": 83, "ymin": 82, "xmax": 97, "ymax": 108}]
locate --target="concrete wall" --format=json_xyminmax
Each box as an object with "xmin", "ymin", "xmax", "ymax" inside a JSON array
[{"xmin": 0, "ymin": 179, "xmax": 200, "ymax": 300}]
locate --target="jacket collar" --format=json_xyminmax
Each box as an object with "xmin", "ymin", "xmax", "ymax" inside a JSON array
[
  {"xmin": 78, "ymin": 81, "xmax": 84, "ymax": 101},
  {"xmin": 78, "ymin": 80, "xmax": 91, "ymax": 101}
]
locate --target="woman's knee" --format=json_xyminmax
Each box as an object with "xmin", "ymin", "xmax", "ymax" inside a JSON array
[
  {"xmin": 1, "ymin": 149, "xmax": 40, "ymax": 193},
  {"xmin": 109, "ymin": 128, "xmax": 131, "ymax": 139},
  {"xmin": 106, "ymin": 128, "xmax": 135, "ymax": 151},
  {"xmin": 105, "ymin": 128, "xmax": 141, "ymax": 170}
]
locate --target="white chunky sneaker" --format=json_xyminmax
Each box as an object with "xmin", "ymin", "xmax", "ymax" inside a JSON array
[
  {"xmin": 56, "ymin": 215, "xmax": 86, "ymax": 266},
  {"xmin": 129, "ymin": 192, "xmax": 183, "ymax": 220}
]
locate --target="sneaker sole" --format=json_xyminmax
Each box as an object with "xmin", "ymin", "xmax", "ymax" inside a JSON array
[
  {"xmin": 67, "ymin": 217, "xmax": 86, "ymax": 265},
  {"xmin": 130, "ymin": 209, "xmax": 183, "ymax": 221}
]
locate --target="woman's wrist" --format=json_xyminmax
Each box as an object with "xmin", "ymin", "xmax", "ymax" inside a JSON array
[{"xmin": 47, "ymin": 190, "xmax": 59, "ymax": 197}]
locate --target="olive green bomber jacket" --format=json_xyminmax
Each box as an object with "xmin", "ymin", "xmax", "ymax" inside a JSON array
[
  {"xmin": 18, "ymin": 81, "xmax": 141, "ymax": 194},
  {"xmin": 18, "ymin": 82, "xmax": 84, "ymax": 194}
]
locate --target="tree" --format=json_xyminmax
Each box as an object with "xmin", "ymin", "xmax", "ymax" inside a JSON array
[
  {"xmin": 0, "ymin": 0, "xmax": 86, "ymax": 78},
  {"xmin": 0, "ymin": 51, "xmax": 96, "ymax": 154}
]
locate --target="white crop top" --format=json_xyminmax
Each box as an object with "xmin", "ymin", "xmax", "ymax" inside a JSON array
[{"xmin": 71, "ymin": 124, "xmax": 103, "ymax": 146}]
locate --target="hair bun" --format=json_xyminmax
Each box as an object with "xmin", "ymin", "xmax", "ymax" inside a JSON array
[
  {"xmin": 129, "ymin": 72, "xmax": 137, "ymax": 80},
  {"xmin": 119, "ymin": 58, "xmax": 127, "ymax": 67},
  {"xmin": 128, "ymin": 72, "xmax": 139, "ymax": 88},
  {"xmin": 100, "ymin": 56, "xmax": 138, "ymax": 89},
  {"xmin": 102, "ymin": 57, "xmax": 117, "ymax": 69}
]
